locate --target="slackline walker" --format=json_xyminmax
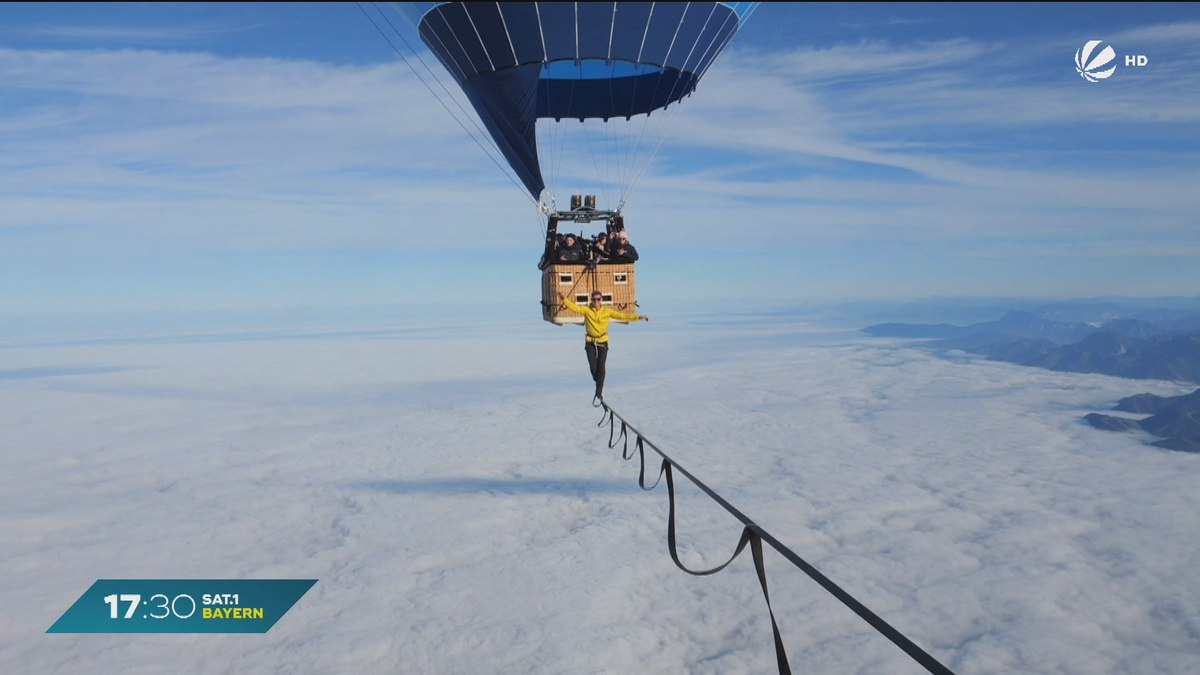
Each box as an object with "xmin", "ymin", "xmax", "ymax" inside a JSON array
[{"xmin": 558, "ymin": 289, "xmax": 649, "ymax": 401}]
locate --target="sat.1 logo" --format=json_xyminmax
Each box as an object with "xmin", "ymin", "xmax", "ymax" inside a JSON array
[{"xmin": 1075, "ymin": 40, "xmax": 1149, "ymax": 82}]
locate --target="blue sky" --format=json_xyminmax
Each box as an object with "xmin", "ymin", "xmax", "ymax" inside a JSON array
[{"xmin": 2, "ymin": 2, "xmax": 1199, "ymax": 314}]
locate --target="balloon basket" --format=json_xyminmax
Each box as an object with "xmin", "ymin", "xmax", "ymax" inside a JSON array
[{"xmin": 542, "ymin": 263, "xmax": 637, "ymax": 325}]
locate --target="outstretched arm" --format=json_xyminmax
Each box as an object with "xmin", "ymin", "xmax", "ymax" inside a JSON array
[
  {"xmin": 609, "ymin": 309, "xmax": 649, "ymax": 322},
  {"xmin": 558, "ymin": 292, "xmax": 585, "ymax": 315}
]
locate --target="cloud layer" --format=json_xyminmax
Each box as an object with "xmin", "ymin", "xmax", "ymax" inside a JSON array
[{"xmin": 3, "ymin": 310, "xmax": 1199, "ymax": 673}]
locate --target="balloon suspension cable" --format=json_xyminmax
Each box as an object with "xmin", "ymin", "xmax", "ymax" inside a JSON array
[
  {"xmin": 618, "ymin": 99, "xmax": 687, "ymax": 213},
  {"xmin": 614, "ymin": 56, "xmax": 687, "ymax": 208},
  {"xmin": 366, "ymin": 3, "xmax": 502, "ymax": 154},
  {"xmin": 356, "ymin": 2, "xmax": 536, "ymax": 205},
  {"xmin": 544, "ymin": 78, "xmax": 579, "ymax": 205},
  {"xmin": 580, "ymin": 120, "xmax": 613, "ymax": 211},
  {"xmin": 618, "ymin": 4, "xmax": 747, "ymax": 211}
]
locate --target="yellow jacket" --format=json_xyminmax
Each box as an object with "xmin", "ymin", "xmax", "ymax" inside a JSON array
[{"xmin": 561, "ymin": 297, "xmax": 641, "ymax": 343}]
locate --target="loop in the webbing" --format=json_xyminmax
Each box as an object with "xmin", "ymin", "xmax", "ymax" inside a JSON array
[
  {"xmin": 622, "ymin": 433, "xmax": 640, "ymax": 461},
  {"xmin": 596, "ymin": 404, "xmax": 613, "ymax": 429},
  {"xmin": 664, "ymin": 462, "xmax": 754, "ymax": 577},
  {"xmin": 633, "ymin": 437, "xmax": 665, "ymax": 490},
  {"xmin": 750, "ymin": 531, "xmax": 793, "ymax": 675},
  {"xmin": 660, "ymin": 464, "xmax": 793, "ymax": 673},
  {"xmin": 608, "ymin": 420, "xmax": 629, "ymax": 451}
]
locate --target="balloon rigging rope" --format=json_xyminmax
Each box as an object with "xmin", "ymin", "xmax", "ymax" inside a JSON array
[
  {"xmin": 622, "ymin": 94, "xmax": 688, "ymax": 210},
  {"xmin": 372, "ymin": 3, "xmax": 495, "ymax": 148},
  {"xmin": 547, "ymin": 79, "xmax": 579, "ymax": 204},
  {"xmin": 357, "ymin": 2, "xmax": 536, "ymax": 205},
  {"xmin": 621, "ymin": 6, "xmax": 738, "ymax": 208},
  {"xmin": 620, "ymin": 68, "xmax": 668, "ymax": 208},
  {"xmin": 581, "ymin": 120, "xmax": 612, "ymax": 210}
]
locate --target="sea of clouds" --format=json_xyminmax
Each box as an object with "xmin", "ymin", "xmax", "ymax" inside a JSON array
[{"xmin": 2, "ymin": 305, "xmax": 1198, "ymax": 674}]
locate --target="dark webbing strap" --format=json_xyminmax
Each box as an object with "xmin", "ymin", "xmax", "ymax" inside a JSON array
[{"xmin": 598, "ymin": 403, "xmax": 957, "ymax": 675}]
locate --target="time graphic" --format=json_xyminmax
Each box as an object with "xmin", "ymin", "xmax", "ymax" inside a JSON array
[{"xmin": 48, "ymin": 579, "xmax": 316, "ymax": 633}]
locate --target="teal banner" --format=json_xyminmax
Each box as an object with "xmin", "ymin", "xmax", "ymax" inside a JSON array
[{"xmin": 47, "ymin": 579, "xmax": 317, "ymax": 633}]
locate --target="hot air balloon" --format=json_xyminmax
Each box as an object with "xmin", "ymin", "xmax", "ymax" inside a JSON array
[{"xmin": 389, "ymin": 2, "xmax": 758, "ymax": 323}]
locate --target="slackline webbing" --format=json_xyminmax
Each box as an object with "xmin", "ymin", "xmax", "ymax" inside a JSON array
[{"xmin": 597, "ymin": 401, "xmax": 958, "ymax": 675}]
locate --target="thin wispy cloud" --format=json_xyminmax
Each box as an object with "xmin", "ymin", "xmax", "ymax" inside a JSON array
[
  {"xmin": 10, "ymin": 22, "xmax": 266, "ymax": 44},
  {"xmin": 2, "ymin": 5, "xmax": 1198, "ymax": 310},
  {"xmin": 756, "ymin": 38, "xmax": 987, "ymax": 80},
  {"xmin": 835, "ymin": 17, "xmax": 934, "ymax": 30},
  {"xmin": 1112, "ymin": 20, "xmax": 1200, "ymax": 44}
]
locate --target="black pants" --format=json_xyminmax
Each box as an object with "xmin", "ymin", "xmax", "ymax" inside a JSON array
[{"xmin": 585, "ymin": 341, "xmax": 609, "ymax": 396}]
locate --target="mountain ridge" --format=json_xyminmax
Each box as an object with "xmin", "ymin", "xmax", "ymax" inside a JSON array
[{"xmin": 1084, "ymin": 388, "xmax": 1200, "ymax": 453}]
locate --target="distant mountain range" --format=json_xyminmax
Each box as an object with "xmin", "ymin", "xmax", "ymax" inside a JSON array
[
  {"xmin": 862, "ymin": 306, "xmax": 1200, "ymax": 383},
  {"xmin": 1084, "ymin": 389, "xmax": 1200, "ymax": 453},
  {"xmin": 861, "ymin": 300, "xmax": 1200, "ymax": 454}
]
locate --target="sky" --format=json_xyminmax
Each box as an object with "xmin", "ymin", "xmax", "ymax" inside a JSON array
[
  {"xmin": 5, "ymin": 6, "xmax": 1200, "ymax": 672},
  {"xmin": 4, "ymin": 312, "xmax": 1200, "ymax": 674},
  {"xmin": 2, "ymin": 3, "xmax": 1200, "ymax": 314}
]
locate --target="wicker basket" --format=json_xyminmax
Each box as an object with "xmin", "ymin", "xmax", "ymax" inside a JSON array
[{"xmin": 541, "ymin": 263, "xmax": 637, "ymax": 324}]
